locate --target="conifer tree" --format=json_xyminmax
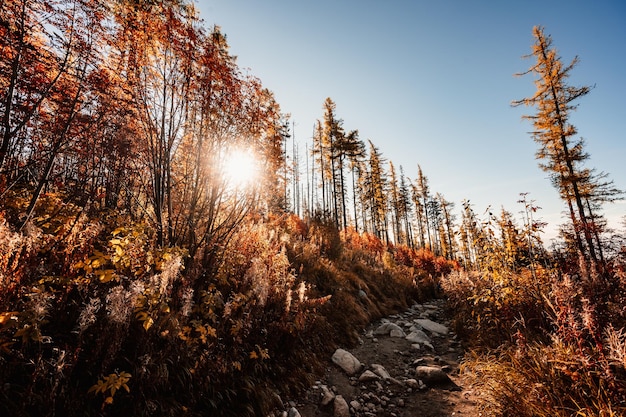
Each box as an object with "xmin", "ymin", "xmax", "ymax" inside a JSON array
[
  {"xmin": 437, "ymin": 193, "xmax": 456, "ymax": 260},
  {"xmin": 513, "ymin": 26, "xmax": 623, "ymax": 276},
  {"xmin": 321, "ymin": 98, "xmax": 344, "ymax": 228},
  {"xmin": 389, "ymin": 161, "xmax": 402, "ymax": 243},
  {"xmin": 348, "ymin": 135, "xmax": 366, "ymax": 233},
  {"xmin": 415, "ymin": 165, "xmax": 432, "ymax": 250},
  {"xmin": 410, "ymin": 181, "xmax": 426, "ymax": 249},
  {"xmin": 367, "ymin": 140, "xmax": 388, "ymax": 242},
  {"xmin": 398, "ymin": 166, "xmax": 414, "ymax": 247}
]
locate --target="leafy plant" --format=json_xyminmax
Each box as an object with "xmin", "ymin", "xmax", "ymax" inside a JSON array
[{"xmin": 88, "ymin": 371, "xmax": 132, "ymax": 406}]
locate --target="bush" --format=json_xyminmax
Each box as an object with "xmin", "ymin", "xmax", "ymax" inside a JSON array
[{"xmin": 445, "ymin": 263, "xmax": 626, "ymax": 416}]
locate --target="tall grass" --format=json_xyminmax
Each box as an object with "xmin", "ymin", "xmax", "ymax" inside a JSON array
[{"xmin": 444, "ymin": 264, "xmax": 626, "ymax": 416}]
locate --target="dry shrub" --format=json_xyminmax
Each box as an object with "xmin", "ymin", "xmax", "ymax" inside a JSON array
[
  {"xmin": 448, "ymin": 261, "xmax": 626, "ymax": 416},
  {"xmin": 0, "ymin": 212, "xmax": 39, "ymax": 295},
  {"xmin": 343, "ymin": 228, "xmax": 385, "ymax": 256},
  {"xmin": 442, "ymin": 268, "xmax": 551, "ymax": 347},
  {"xmin": 463, "ymin": 337, "xmax": 626, "ymax": 417}
]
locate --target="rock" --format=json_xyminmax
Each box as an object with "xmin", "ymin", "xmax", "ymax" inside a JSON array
[
  {"xmin": 389, "ymin": 328, "xmax": 406, "ymax": 338},
  {"xmin": 412, "ymin": 358, "xmax": 427, "ymax": 366},
  {"xmin": 405, "ymin": 330, "xmax": 431, "ymax": 344},
  {"xmin": 373, "ymin": 322, "xmax": 404, "ymax": 336},
  {"xmin": 333, "ymin": 395, "xmax": 350, "ymax": 417},
  {"xmin": 349, "ymin": 400, "xmax": 361, "ymax": 411},
  {"xmin": 332, "ymin": 348, "xmax": 362, "ymax": 375},
  {"xmin": 320, "ymin": 385, "xmax": 335, "ymax": 406},
  {"xmin": 358, "ymin": 370, "xmax": 380, "ymax": 382},
  {"xmin": 387, "ymin": 377, "xmax": 404, "ymax": 386},
  {"xmin": 287, "ymin": 407, "xmax": 301, "ymax": 417},
  {"xmin": 415, "ymin": 366, "xmax": 453, "ymax": 385},
  {"xmin": 415, "ymin": 318, "xmax": 449, "ymax": 335},
  {"xmin": 405, "ymin": 378, "xmax": 420, "ymax": 389},
  {"xmin": 370, "ymin": 364, "xmax": 391, "ymax": 380}
]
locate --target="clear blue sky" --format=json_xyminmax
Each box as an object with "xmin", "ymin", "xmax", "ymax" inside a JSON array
[{"xmin": 197, "ymin": 0, "xmax": 625, "ymax": 242}]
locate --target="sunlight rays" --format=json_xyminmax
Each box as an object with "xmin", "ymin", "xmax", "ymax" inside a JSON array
[{"xmin": 222, "ymin": 147, "xmax": 260, "ymax": 189}]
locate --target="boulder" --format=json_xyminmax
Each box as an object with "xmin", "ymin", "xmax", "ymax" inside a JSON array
[
  {"xmin": 389, "ymin": 328, "xmax": 406, "ymax": 338},
  {"xmin": 358, "ymin": 370, "xmax": 380, "ymax": 382},
  {"xmin": 373, "ymin": 322, "xmax": 404, "ymax": 336},
  {"xmin": 415, "ymin": 366, "xmax": 452, "ymax": 385},
  {"xmin": 332, "ymin": 348, "xmax": 362, "ymax": 375},
  {"xmin": 415, "ymin": 319, "xmax": 448, "ymax": 335},
  {"xmin": 370, "ymin": 364, "xmax": 391, "ymax": 380},
  {"xmin": 405, "ymin": 330, "xmax": 431, "ymax": 344},
  {"xmin": 333, "ymin": 395, "xmax": 351, "ymax": 417}
]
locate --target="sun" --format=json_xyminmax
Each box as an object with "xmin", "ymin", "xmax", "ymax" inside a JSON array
[{"xmin": 222, "ymin": 148, "xmax": 259, "ymax": 188}]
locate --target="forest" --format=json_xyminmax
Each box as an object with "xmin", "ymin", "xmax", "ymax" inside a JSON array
[{"xmin": 0, "ymin": 1, "xmax": 625, "ymax": 416}]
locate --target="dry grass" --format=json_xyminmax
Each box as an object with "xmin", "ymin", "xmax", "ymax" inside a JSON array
[{"xmin": 446, "ymin": 266, "xmax": 626, "ymax": 417}]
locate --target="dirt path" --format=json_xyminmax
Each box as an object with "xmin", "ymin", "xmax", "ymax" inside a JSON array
[{"xmin": 286, "ymin": 299, "xmax": 481, "ymax": 417}]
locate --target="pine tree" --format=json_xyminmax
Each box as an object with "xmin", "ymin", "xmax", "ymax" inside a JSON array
[
  {"xmin": 398, "ymin": 166, "xmax": 414, "ymax": 247},
  {"xmin": 367, "ymin": 140, "xmax": 388, "ymax": 242},
  {"xmin": 437, "ymin": 193, "xmax": 456, "ymax": 260},
  {"xmin": 389, "ymin": 161, "xmax": 402, "ymax": 244},
  {"xmin": 415, "ymin": 165, "xmax": 432, "ymax": 251},
  {"xmin": 513, "ymin": 26, "xmax": 623, "ymax": 276}
]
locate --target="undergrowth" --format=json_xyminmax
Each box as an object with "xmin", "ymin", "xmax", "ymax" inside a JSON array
[
  {"xmin": 443, "ymin": 263, "xmax": 626, "ymax": 416},
  {"xmin": 0, "ymin": 203, "xmax": 455, "ymax": 416}
]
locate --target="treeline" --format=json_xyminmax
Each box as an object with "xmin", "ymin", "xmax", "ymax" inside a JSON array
[
  {"xmin": 288, "ymin": 94, "xmax": 619, "ymax": 276},
  {"xmin": 284, "ymin": 24, "xmax": 624, "ymax": 279}
]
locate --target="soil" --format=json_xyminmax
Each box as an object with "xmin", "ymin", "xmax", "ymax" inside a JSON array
[{"xmin": 294, "ymin": 300, "xmax": 483, "ymax": 417}]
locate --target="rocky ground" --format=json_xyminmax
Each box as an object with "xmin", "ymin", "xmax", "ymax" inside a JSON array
[{"xmin": 275, "ymin": 299, "xmax": 482, "ymax": 417}]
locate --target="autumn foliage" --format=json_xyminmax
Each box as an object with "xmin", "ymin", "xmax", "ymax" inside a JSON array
[{"xmin": 1, "ymin": 3, "xmax": 625, "ymax": 416}]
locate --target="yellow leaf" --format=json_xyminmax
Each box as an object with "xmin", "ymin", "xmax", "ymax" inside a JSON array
[
  {"xmin": 104, "ymin": 396, "xmax": 114, "ymax": 404},
  {"xmin": 249, "ymin": 351, "xmax": 258, "ymax": 359},
  {"xmin": 112, "ymin": 227, "xmax": 125, "ymax": 236},
  {"xmin": 143, "ymin": 317, "xmax": 154, "ymax": 331},
  {"xmin": 96, "ymin": 269, "xmax": 116, "ymax": 283}
]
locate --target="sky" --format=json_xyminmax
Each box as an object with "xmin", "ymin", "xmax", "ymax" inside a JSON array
[{"xmin": 196, "ymin": 0, "xmax": 626, "ymax": 243}]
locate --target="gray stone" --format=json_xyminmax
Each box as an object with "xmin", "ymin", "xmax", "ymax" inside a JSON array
[
  {"xmin": 415, "ymin": 366, "xmax": 453, "ymax": 385},
  {"xmin": 332, "ymin": 348, "xmax": 362, "ymax": 375},
  {"xmin": 374, "ymin": 322, "xmax": 404, "ymax": 336},
  {"xmin": 349, "ymin": 400, "xmax": 361, "ymax": 411},
  {"xmin": 320, "ymin": 385, "xmax": 335, "ymax": 406},
  {"xmin": 358, "ymin": 370, "xmax": 380, "ymax": 382},
  {"xmin": 415, "ymin": 318, "xmax": 449, "ymax": 335},
  {"xmin": 287, "ymin": 407, "xmax": 301, "ymax": 417},
  {"xmin": 405, "ymin": 330, "xmax": 431, "ymax": 344},
  {"xmin": 389, "ymin": 328, "xmax": 406, "ymax": 338},
  {"xmin": 333, "ymin": 395, "xmax": 351, "ymax": 417},
  {"xmin": 370, "ymin": 364, "xmax": 391, "ymax": 380}
]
